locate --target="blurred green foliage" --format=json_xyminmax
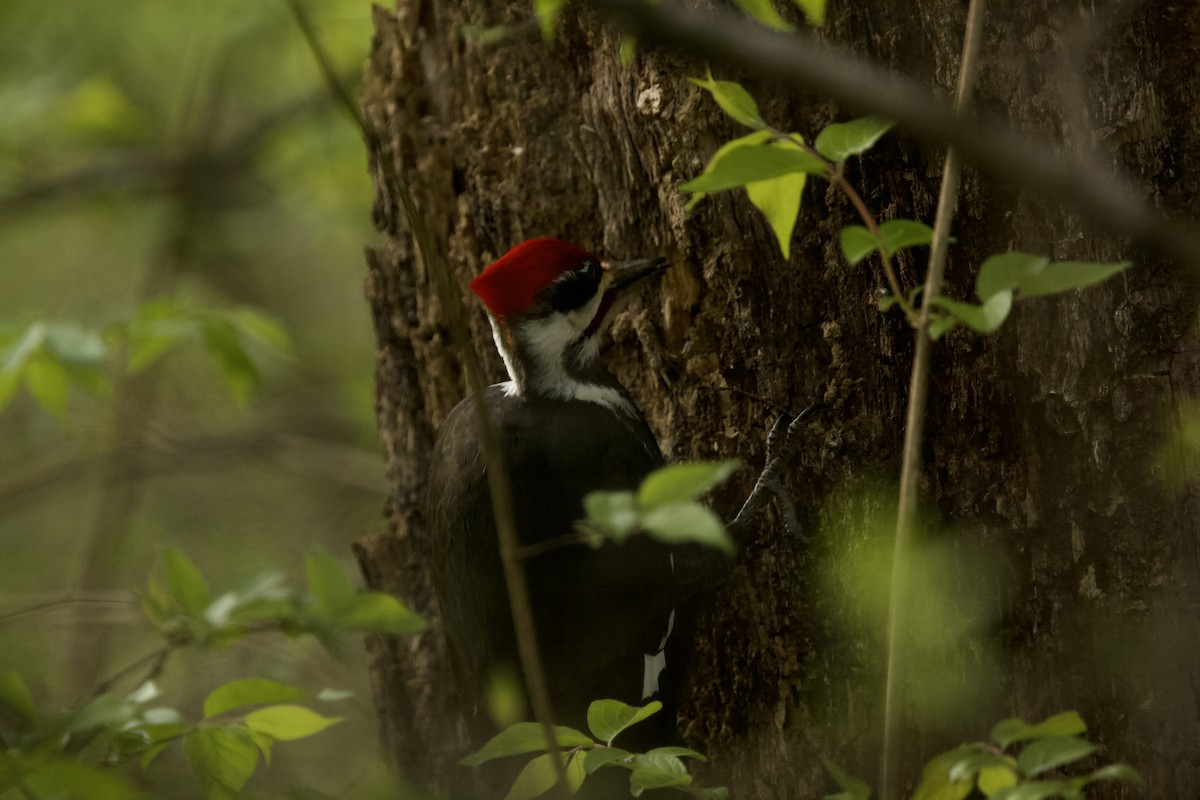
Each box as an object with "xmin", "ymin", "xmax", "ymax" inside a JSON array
[{"xmin": 0, "ymin": 0, "xmax": 399, "ymax": 796}]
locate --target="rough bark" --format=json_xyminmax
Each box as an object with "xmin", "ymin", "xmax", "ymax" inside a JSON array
[{"xmin": 356, "ymin": 1, "xmax": 1200, "ymax": 796}]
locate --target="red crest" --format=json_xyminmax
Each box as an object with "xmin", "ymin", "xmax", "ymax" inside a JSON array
[{"xmin": 469, "ymin": 238, "xmax": 598, "ymax": 316}]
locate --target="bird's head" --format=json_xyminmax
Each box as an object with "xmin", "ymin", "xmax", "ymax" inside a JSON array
[{"xmin": 469, "ymin": 237, "xmax": 665, "ymax": 397}]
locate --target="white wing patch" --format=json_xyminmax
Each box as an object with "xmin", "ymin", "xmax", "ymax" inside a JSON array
[{"xmin": 642, "ymin": 608, "xmax": 676, "ymax": 699}]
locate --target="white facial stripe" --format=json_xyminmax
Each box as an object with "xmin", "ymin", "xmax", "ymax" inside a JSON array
[
  {"xmin": 488, "ymin": 317, "xmax": 522, "ymax": 393},
  {"xmin": 489, "ymin": 292, "xmax": 634, "ymax": 414}
]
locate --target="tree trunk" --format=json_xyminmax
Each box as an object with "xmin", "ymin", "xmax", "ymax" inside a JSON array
[{"xmin": 356, "ymin": 1, "xmax": 1200, "ymax": 796}]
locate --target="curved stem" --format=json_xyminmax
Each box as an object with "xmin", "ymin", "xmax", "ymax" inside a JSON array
[
  {"xmin": 785, "ymin": 132, "xmax": 916, "ymax": 321},
  {"xmin": 879, "ymin": 0, "xmax": 988, "ymax": 797}
]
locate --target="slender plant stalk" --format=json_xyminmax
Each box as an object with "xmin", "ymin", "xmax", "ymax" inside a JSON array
[
  {"xmin": 282, "ymin": 0, "xmax": 568, "ymax": 788},
  {"xmin": 879, "ymin": 0, "xmax": 988, "ymax": 797}
]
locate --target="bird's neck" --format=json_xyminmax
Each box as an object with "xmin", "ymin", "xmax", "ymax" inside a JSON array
[{"xmin": 488, "ymin": 316, "xmax": 632, "ymax": 413}]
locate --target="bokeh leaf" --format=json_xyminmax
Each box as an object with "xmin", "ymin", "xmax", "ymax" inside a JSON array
[{"xmin": 587, "ymin": 699, "xmax": 661, "ymax": 744}]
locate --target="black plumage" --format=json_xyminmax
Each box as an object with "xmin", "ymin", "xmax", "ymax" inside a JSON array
[{"xmin": 426, "ymin": 373, "xmax": 677, "ymax": 747}]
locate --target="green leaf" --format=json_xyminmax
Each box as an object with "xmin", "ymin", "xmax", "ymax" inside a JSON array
[
  {"xmin": 245, "ymin": 727, "xmax": 275, "ymax": 764},
  {"xmin": 840, "ymin": 226, "xmax": 879, "ymax": 266},
  {"xmin": 1016, "ymin": 260, "xmax": 1131, "ymax": 298},
  {"xmin": 583, "ymin": 490, "xmax": 639, "ymax": 542},
  {"xmin": 792, "ymin": 0, "xmax": 825, "ymax": 25},
  {"xmin": 533, "ymin": 0, "xmax": 567, "ymax": 41},
  {"xmin": 688, "ymin": 73, "xmax": 766, "ymax": 128},
  {"xmin": 975, "ymin": 252, "xmax": 1049, "ymax": 302},
  {"xmin": 228, "ymin": 308, "xmax": 290, "ymax": 353},
  {"xmin": 141, "ymin": 740, "xmax": 173, "ymax": 769},
  {"xmin": 587, "ymin": 699, "xmax": 662, "ymax": 744},
  {"xmin": 637, "ymin": 461, "xmax": 740, "ymax": 508},
  {"xmin": 566, "ymin": 750, "xmax": 587, "ymax": 793},
  {"xmin": 927, "ymin": 313, "xmax": 959, "ymax": 340},
  {"xmin": 929, "ymin": 291, "xmax": 1013, "ymax": 336},
  {"xmin": 126, "ymin": 680, "xmax": 160, "ymax": 705},
  {"xmin": 976, "ymin": 253, "xmax": 1130, "ymax": 301},
  {"xmin": 684, "ymin": 137, "xmax": 825, "ymax": 194},
  {"xmin": 641, "ymin": 503, "xmax": 735, "ymax": 555},
  {"xmin": 630, "ymin": 752, "xmax": 691, "ymax": 796},
  {"xmin": 64, "ymin": 693, "xmax": 136, "ymax": 734},
  {"xmin": 1016, "ymin": 736, "xmax": 1097, "ymax": 777},
  {"xmin": 619, "ymin": 37, "xmax": 638, "ymax": 67},
  {"xmin": 814, "ymin": 116, "xmax": 893, "ymax": 162},
  {"xmin": 202, "ymin": 320, "xmax": 259, "ymax": 405},
  {"xmin": 746, "ymin": 162, "xmax": 806, "ymax": 258},
  {"xmin": 645, "ymin": 746, "xmax": 706, "ymax": 761},
  {"xmin": 990, "ymin": 711, "xmax": 1087, "ymax": 748},
  {"xmin": 340, "ymin": 592, "xmax": 427, "ymax": 634},
  {"xmin": 460, "ymin": 722, "xmax": 594, "ymax": 767},
  {"xmin": 1085, "ymin": 763, "xmax": 1142, "ymax": 786},
  {"xmin": 163, "ymin": 549, "xmax": 211, "ymax": 616},
  {"xmin": 732, "ymin": 0, "xmax": 792, "ymax": 31},
  {"xmin": 977, "ymin": 765, "xmax": 1018, "ymax": 795},
  {"xmin": 6, "ymin": 755, "xmax": 147, "ymax": 800},
  {"xmin": 203, "ymin": 679, "xmax": 305, "ymax": 719},
  {"xmin": 840, "ymin": 220, "xmax": 937, "ymax": 265},
  {"xmin": 878, "ymin": 219, "xmax": 937, "ymax": 255},
  {"xmin": 43, "ymin": 323, "xmax": 105, "ymax": 364},
  {"xmin": 0, "ymin": 671, "xmax": 39, "ymax": 725},
  {"xmin": 243, "ymin": 704, "xmax": 342, "ymax": 741},
  {"xmin": 989, "ymin": 781, "xmax": 1070, "ymax": 800},
  {"xmin": 503, "ymin": 753, "xmax": 566, "ymax": 800},
  {"xmin": 583, "ymin": 746, "xmax": 633, "ymax": 774},
  {"xmin": 306, "ymin": 548, "xmax": 357, "ymax": 616},
  {"xmin": 24, "ymin": 356, "xmax": 70, "ymax": 418},
  {"xmin": 947, "ymin": 750, "xmax": 1011, "ymax": 783},
  {"xmin": 184, "ymin": 727, "xmax": 259, "ymax": 793},
  {"xmin": 912, "ymin": 748, "xmax": 975, "ymax": 800},
  {"xmin": 0, "ymin": 367, "xmax": 20, "ymax": 411},
  {"xmin": 821, "ymin": 757, "xmax": 870, "ymax": 799}
]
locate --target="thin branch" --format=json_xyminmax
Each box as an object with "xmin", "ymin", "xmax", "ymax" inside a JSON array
[
  {"xmin": 881, "ymin": 0, "xmax": 988, "ymax": 797},
  {"xmin": 0, "ymin": 593, "xmax": 136, "ymax": 625},
  {"xmin": 283, "ymin": 0, "xmax": 568, "ymax": 788},
  {"xmin": 589, "ymin": 0, "xmax": 1200, "ymax": 268},
  {"xmin": 80, "ymin": 646, "xmax": 172, "ymax": 705}
]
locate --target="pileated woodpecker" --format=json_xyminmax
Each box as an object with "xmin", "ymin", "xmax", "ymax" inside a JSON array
[{"xmin": 426, "ymin": 238, "xmax": 676, "ymax": 748}]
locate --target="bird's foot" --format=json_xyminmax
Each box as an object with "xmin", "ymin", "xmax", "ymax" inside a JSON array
[{"xmin": 729, "ymin": 405, "xmax": 823, "ymax": 542}]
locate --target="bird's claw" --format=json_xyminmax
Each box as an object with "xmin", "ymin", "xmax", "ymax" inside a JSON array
[{"xmin": 730, "ymin": 404, "xmax": 823, "ymax": 542}]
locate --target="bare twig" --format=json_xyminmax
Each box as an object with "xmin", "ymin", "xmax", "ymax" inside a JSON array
[
  {"xmin": 881, "ymin": 0, "xmax": 988, "ymax": 797},
  {"xmin": 0, "ymin": 592, "xmax": 137, "ymax": 625},
  {"xmin": 283, "ymin": 0, "xmax": 567, "ymax": 788},
  {"xmin": 589, "ymin": 0, "xmax": 1200, "ymax": 268}
]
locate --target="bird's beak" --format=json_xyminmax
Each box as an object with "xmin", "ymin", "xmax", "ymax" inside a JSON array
[{"xmin": 605, "ymin": 256, "xmax": 669, "ymax": 292}]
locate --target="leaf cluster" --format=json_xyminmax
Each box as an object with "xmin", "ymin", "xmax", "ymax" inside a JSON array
[
  {"xmin": 685, "ymin": 71, "xmax": 891, "ymax": 260},
  {"xmin": 687, "ymin": 75, "xmax": 1131, "ymax": 330},
  {"xmin": 823, "ymin": 711, "xmax": 1142, "ymax": 800},
  {"xmin": 461, "ymin": 699, "xmax": 726, "ymax": 799},
  {"xmin": 142, "ymin": 548, "xmax": 425, "ymax": 654},
  {"xmin": 0, "ymin": 298, "xmax": 291, "ymax": 419},
  {"xmin": 0, "ymin": 671, "xmax": 344, "ymax": 800},
  {"xmin": 0, "ymin": 550, "xmax": 424, "ymax": 800}
]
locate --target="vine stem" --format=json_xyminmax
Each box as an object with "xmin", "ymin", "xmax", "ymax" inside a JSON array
[
  {"xmin": 880, "ymin": 0, "xmax": 987, "ymax": 797},
  {"xmin": 281, "ymin": 0, "xmax": 567, "ymax": 789},
  {"xmin": 786, "ymin": 134, "xmax": 915, "ymax": 321}
]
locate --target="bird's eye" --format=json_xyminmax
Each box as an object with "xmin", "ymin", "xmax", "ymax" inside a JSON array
[{"xmin": 544, "ymin": 263, "xmax": 600, "ymax": 312}]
